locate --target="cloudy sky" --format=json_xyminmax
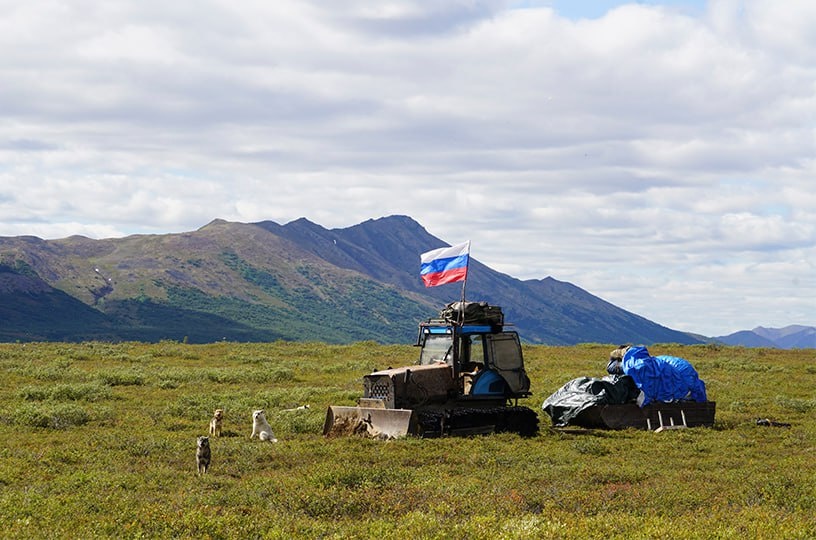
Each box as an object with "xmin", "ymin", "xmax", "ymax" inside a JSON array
[{"xmin": 1, "ymin": 0, "xmax": 813, "ymax": 337}]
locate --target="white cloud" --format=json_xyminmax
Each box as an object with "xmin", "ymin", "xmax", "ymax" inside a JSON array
[{"xmin": 0, "ymin": 0, "xmax": 814, "ymax": 337}]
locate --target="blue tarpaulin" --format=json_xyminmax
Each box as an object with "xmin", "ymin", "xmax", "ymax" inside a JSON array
[{"xmin": 622, "ymin": 346, "xmax": 707, "ymax": 406}]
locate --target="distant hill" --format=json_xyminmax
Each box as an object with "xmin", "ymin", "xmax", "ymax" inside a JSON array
[
  {"xmin": 715, "ymin": 325, "xmax": 816, "ymax": 349},
  {"xmin": 0, "ymin": 216, "xmax": 705, "ymax": 345}
]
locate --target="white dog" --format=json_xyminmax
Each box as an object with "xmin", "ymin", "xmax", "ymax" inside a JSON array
[{"xmin": 250, "ymin": 409, "xmax": 278, "ymax": 442}]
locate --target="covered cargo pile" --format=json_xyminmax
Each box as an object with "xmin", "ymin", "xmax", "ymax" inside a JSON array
[
  {"xmin": 613, "ymin": 345, "xmax": 707, "ymax": 406},
  {"xmin": 541, "ymin": 374, "xmax": 639, "ymax": 427},
  {"xmin": 542, "ymin": 345, "xmax": 712, "ymax": 429}
]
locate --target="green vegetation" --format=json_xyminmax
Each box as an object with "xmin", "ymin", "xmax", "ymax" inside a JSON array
[
  {"xmin": 0, "ymin": 342, "xmax": 813, "ymax": 538},
  {"xmin": 0, "ymin": 251, "xmax": 431, "ymax": 344}
]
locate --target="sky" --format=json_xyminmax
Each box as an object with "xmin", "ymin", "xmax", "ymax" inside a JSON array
[{"xmin": 1, "ymin": 0, "xmax": 814, "ymax": 337}]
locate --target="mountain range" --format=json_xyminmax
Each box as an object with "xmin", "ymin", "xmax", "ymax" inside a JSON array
[
  {"xmin": 712, "ymin": 325, "xmax": 816, "ymax": 349},
  {"xmin": 0, "ymin": 216, "xmax": 809, "ymax": 347}
]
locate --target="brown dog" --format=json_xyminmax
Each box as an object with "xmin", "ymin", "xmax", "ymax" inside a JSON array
[{"xmin": 209, "ymin": 409, "xmax": 224, "ymax": 437}]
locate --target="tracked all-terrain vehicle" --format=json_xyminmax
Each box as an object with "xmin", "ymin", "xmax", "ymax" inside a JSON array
[{"xmin": 323, "ymin": 302, "xmax": 539, "ymax": 438}]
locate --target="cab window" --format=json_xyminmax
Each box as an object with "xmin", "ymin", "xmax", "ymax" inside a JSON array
[{"xmin": 419, "ymin": 334, "xmax": 453, "ymax": 365}]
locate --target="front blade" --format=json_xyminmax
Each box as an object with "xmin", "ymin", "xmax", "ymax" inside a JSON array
[{"xmin": 323, "ymin": 406, "xmax": 414, "ymax": 439}]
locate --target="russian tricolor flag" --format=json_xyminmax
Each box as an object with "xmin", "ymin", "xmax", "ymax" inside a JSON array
[{"xmin": 420, "ymin": 241, "xmax": 470, "ymax": 287}]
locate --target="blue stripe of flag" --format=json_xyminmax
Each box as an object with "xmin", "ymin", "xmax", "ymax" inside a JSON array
[{"xmin": 420, "ymin": 254, "xmax": 469, "ymax": 276}]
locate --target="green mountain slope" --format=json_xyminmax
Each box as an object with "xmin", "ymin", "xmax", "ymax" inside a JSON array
[{"xmin": 0, "ymin": 216, "xmax": 701, "ymax": 345}]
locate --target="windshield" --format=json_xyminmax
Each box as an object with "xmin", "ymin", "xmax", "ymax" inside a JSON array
[{"xmin": 419, "ymin": 334, "xmax": 453, "ymax": 365}]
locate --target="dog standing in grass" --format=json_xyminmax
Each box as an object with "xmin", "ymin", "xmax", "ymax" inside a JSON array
[
  {"xmin": 209, "ymin": 409, "xmax": 224, "ymax": 437},
  {"xmin": 196, "ymin": 436, "xmax": 211, "ymax": 475},
  {"xmin": 250, "ymin": 409, "xmax": 278, "ymax": 442}
]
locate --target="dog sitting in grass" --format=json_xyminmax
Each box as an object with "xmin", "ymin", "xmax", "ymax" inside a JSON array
[
  {"xmin": 209, "ymin": 409, "xmax": 224, "ymax": 437},
  {"xmin": 250, "ymin": 409, "xmax": 278, "ymax": 442},
  {"xmin": 196, "ymin": 436, "xmax": 211, "ymax": 475}
]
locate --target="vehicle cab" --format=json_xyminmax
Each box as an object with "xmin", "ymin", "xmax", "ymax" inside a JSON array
[{"xmin": 416, "ymin": 320, "xmax": 531, "ymax": 400}]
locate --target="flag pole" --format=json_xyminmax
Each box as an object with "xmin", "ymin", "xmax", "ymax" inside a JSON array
[
  {"xmin": 460, "ymin": 266, "xmax": 467, "ymax": 305},
  {"xmin": 459, "ymin": 241, "xmax": 470, "ymax": 324}
]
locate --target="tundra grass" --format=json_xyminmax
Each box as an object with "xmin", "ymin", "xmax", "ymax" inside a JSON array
[{"xmin": 0, "ymin": 341, "xmax": 814, "ymax": 539}]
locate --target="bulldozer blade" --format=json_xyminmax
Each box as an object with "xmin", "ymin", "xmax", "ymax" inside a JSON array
[{"xmin": 323, "ymin": 406, "xmax": 414, "ymax": 439}]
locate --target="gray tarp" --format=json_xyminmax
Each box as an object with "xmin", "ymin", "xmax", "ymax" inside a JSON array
[{"xmin": 542, "ymin": 375, "xmax": 639, "ymax": 427}]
